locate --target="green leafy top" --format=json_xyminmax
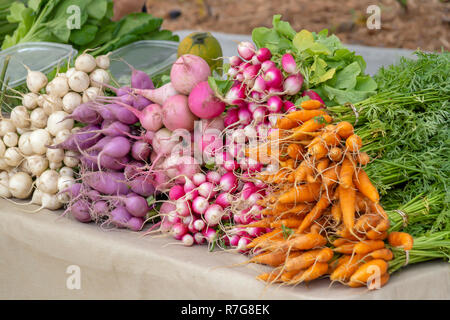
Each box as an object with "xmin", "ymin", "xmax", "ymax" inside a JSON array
[
  {"xmin": 252, "ymin": 15, "xmax": 377, "ymax": 106},
  {"xmin": 2, "ymin": 0, "xmax": 178, "ymax": 56}
]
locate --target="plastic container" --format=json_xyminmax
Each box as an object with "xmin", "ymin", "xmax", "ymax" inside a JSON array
[
  {"xmin": 109, "ymin": 40, "xmax": 178, "ymax": 86},
  {"xmin": 0, "ymin": 42, "xmax": 77, "ymax": 88}
]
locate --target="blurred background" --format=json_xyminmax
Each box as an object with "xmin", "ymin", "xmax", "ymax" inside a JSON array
[{"xmin": 114, "ymin": 0, "xmax": 449, "ymax": 51}]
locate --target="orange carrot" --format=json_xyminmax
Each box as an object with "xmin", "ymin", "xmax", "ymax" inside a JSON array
[
  {"xmin": 335, "ymin": 121, "xmax": 354, "ymax": 139},
  {"xmin": 316, "ymin": 158, "xmax": 330, "ymax": 173},
  {"xmin": 290, "ymin": 262, "xmax": 329, "ymax": 283},
  {"xmin": 339, "ymin": 157, "xmax": 356, "ymax": 188},
  {"xmin": 300, "ymin": 99, "xmax": 323, "ymax": 110},
  {"xmin": 285, "ymin": 248, "xmax": 332, "ymax": 271},
  {"xmin": 287, "ymin": 143, "xmax": 304, "ymax": 160},
  {"xmin": 353, "ymin": 240, "xmax": 385, "ymax": 255},
  {"xmin": 339, "ymin": 183, "xmax": 356, "ymax": 231},
  {"xmin": 297, "ymin": 195, "xmax": 331, "ymax": 233},
  {"xmin": 289, "ymin": 115, "xmax": 333, "ymax": 140},
  {"xmin": 367, "ymin": 248, "xmax": 393, "ymax": 261},
  {"xmin": 367, "ymin": 230, "xmax": 388, "ymax": 240},
  {"xmin": 250, "ymin": 250, "xmax": 287, "ymax": 267},
  {"xmin": 345, "ymin": 134, "xmax": 363, "ymax": 152},
  {"xmin": 257, "ymin": 270, "xmax": 283, "ymax": 283},
  {"xmin": 369, "ymin": 202, "xmax": 389, "ymax": 220},
  {"xmin": 281, "ymin": 270, "xmax": 303, "ymax": 282},
  {"xmin": 367, "ymin": 272, "xmax": 390, "ymax": 290},
  {"xmin": 277, "ymin": 118, "xmax": 299, "ymax": 130},
  {"xmin": 331, "ymin": 201, "xmax": 343, "ymax": 224},
  {"xmin": 388, "ymin": 232, "xmax": 414, "ymax": 251},
  {"xmin": 330, "ymin": 254, "xmax": 365, "ymax": 282},
  {"xmin": 270, "ymin": 217, "xmax": 304, "ymax": 229},
  {"xmin": 278, "ymin": 182, "xmax": 321, "ymax": 204},
  {"xmin": 322, "ymin": 166, "xmax": 340, "ymax": 189},
  {"xmin": 309, "ymin": 131, "xmax": 341, "ymax": 148},
  {"xmin": 356, "ymin": 152, "xmax": 370, "ymax": 165},
  {"xmin": 334, "ymin": 243, "xmax": 356, "ymax": 254},
  {"xmin": 354, "ymin": 169, "xmax": 380, "ymax": 203},
  {"xmin": 285, "ymin": 109, "xmax": 327, "ymax": 122},
  {"xmin": 308, "ymin": 141, "xmax": 329, "ymax": 160},
  {"xmin": 328, "ymin": 147, "xmax": 343, "ymax": 162},
  {"xmin": 247, "ymin": 229, "xmax": 282, "ymax": 249},
  {"xmin": 349, "ymin": 259, "xmax": 388, "ymax": 284},
  {"xmin": 354, "ymin": 213, "xmax": 382, "ymax": 233},
  {"xmin": 285, "ymin": 233, "xmax": 327, "ymax": 250},
  {"xmin": 332, "ymin": 238, "xmax": 353, "ymax": 247}
]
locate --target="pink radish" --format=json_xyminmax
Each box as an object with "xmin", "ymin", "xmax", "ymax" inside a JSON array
[
  {"xmin": 267, "ymin": 95, "xmax": 283, "ymax": 113},
  {"xmin": 192, "ymin": 196, "xmax": 209, "ymax": 215},
  {"xmin": 188, "ymin": 81, "xmax": 226, "ymax": 119},
  {"xmin": 282, "ymin": 53, "xmax": 297, "ymax": 74},
  {"xmin": 172, "ymin": 223, "xmax": 188, "ymax": 240},
  {"xmin": 256, "ymin": 48, "xmax": 272, "ymax": 62},
  {"xmin": 170, "ymin": 54, "xmax": 211, "ymax": 95},
  {"xmin": 169, "ymin": 185, "xmax": 185, "ymax": 200},
  {"xmin": 219, "ymin": 172, "xmax": 237, "ymax": 193},
  {"xmin": 133, "ymin": 82, "xmax": 179, "ymax": 106},
  {"xmin": 261, "ymin": 60, "xmax": 276, "ymax": 72},
  {"xmin": 181, "ymin": 233, "xmax": 194, "ymax": 246},
  {"xmin": 283, "ymin": 73, "xmax": 303, "ymax": 96},
  {"xmin": 237, "ymin": 42, "xmax": 256, "ymax": 60},
  {"xmin": 204, "ymin": 204, "xmax": 224, "ymax": 226},
  {"xmin": 263, "ymin": 67, "xmax": 283, "ymax": 88},
  {"xmin": 206, "ymin": 171, "xmax": 221, "ymax": 184},
  {"xmin": 229, "ymin": 55, "xmax": 243, "ymax": 67}
]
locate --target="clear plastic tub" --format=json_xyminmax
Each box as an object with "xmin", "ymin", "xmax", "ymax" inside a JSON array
[
  {"xmin": 0, "ymin": 42, "xmax": 78, "ymax": 88},
  {"xmin": 109, "ymin": 40, "xmax": 178, "ymax": 86}
]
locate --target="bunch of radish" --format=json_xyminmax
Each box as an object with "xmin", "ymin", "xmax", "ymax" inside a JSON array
[{"xmin": 0, "ymin": 51, "xmax": 112, "ymax": 209}]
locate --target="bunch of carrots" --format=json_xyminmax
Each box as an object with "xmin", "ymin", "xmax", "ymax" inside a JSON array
[{"xmin": 242, "ymin": 99, "xmax": 414, "ymax": 289}]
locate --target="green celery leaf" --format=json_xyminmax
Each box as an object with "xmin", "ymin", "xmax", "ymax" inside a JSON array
[
  {"xmin": 7, "ymin": 2, "xmax": 27, "ymax": 23},
  {"xmin": 28, "ymin": 0, "xmax": 43, "ymax": 11},
  {"xmin": 335, "ymin": 61, "xmax": 361, "ymax": 89},
  {"xmin": 355, "ymin": 75, "xmax": 378, "ymax": 91},
  {"xmin": 323, "ymin": 85, "xmax": 376, "ymax": 104}
]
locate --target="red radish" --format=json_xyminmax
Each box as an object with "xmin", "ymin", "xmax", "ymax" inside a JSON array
[
  {"xmin": 229, "ymin": 56, "xmax": 243, "ymax": 67},
  {"xmin": 237, "ymin": 237, "xmax": 251, "ymax": 252},
  {"xmin": 169, "ymin": 185, "xmax": 185, "ymax": 200},
  {"xmin": 247, "ymin": 191, "xmax": 263, "ymax": 205},
  {"xmin": 162, "ymin": 95, "xmax": 197, "ymax": 131},
  {"xmin": 252, "ymin": 75, "xmax": 266, "ymax": 93},
  {"xmin": 238, "ymin": 107, "xmax": 252, "ymax": 125},
  {"xmin": 183, "ymin": 178, "xmax": 196, "ymax": 194},
  {"xmin": 268, "ymin": 86, "xmax": 284, "ymax": 95},
  {"xmin": 215, "ymin": 192, "xmax": 232, "ymax": 208},
  {"xmin": 263, "ymin": 67, "xmax": 283, "ymax": 88},
  {"xmin": 172, "ymin": 223, "xmax": 188, "ymax": 240},
  {"xmin": 252, "ymin": 107, "xmax": 266, "ymax": 124},
  {"xmin": 283, "ymin": 100, "xmax": 296, "ymax": 112},
  {"xmin": 176, "ymin": 199, "xmax": 191, "ymax": 217},
  {"xmin": 244, "ymin": 125, "xmax": 257, "ymax": 140},
  {"xmin": 206, "ymin": 171, "xmax": 221, "ymax": 184},
  {"xmin": 228, "ymin": 234, "xmax": 241, "ymax": 247},
  {"xmin": 247, "ymin": 102, "xmax": 260, "ymax": 113},
  {"xmin": 235, "ymin": 73, "xmax": 244, "ymax": 82},
  {"xmin": 133, "ymin": 82, "xmax": 179, "ymax": 106},
  {"xmin": 167, "ymin": 211, "xmax": 181, "ymax": 224},
  {"xmin": 204, "ymin": 204, "xmax": 224, "ymax": 226},
  {"xmin": 193, "ymin": 219, "xmax": 206, "ymax": 232},
  {"xmin": 194, "ymin": 232, "xmax": 206, "ymax": 244},
  {"xmin": 224, "ymin": 108, "xmax": 239, "ymax": 127},
  {"xmin": 181, "ymin": 233, "xmax": 194, "ymax": 246},
  {"xmin": 219, "ymin": 172, "xmax": 237, "ymax": 193},
  {"xmin": 261, "ymin": 60, "xmax": 276, "ymax": 72},
  {"xmin": 198, "ymin": 181, "xmax": 216, "ymax": 199},
  {"xmin": 302, "ymin": 90, "xmax": 325, "ymax": 105},
  {"xmin": 250, "ymin": 91, "xmax": 263, "ymax": 101},
  {"xmin": 202, "ymin": 228, "xmax": 217, "ymax": 243},
  {"xmin": 225, "ymin": 85, "xmax": 246, "ymax": 106},
  {"xmin": 283, "ymin": 73, "xmax": 303, "ymax": 95},
  {"xmin": 256, "ymin": 48, "xmax": 272, "ymax": 62},
  {"xmin": 251, "ymin": 55, "xmax": 261, "ymax": 65},
  {"xmin": 170, "ymin": 54, "xmax": 211, "ymax": 95},
  {"xmin": 237, "ymin": 42, "xmax": 256, "ymax": 60},
  {"xmin": 192, "ymin": 196, "xmax": 209, "ymax": 215},
  {"xmin": 192, "ymin": 173, "xmax": 206, "ymax": 186},
  {"xmin": 267, "ymin": 95, "xmax": 283, "ymax": 113},
  {"xmin": 188, "ymin": 81, "xmax": 226, "ymax": 119},
  {"xmin": 243, "ymin": 64, "xmax": 261, "ymax": 81},
  {"xmin": 227, "ymin": 67, "xmax": 239, "ymax": 78},
  {"xmin": 160, "ymin": 202, "xmax": 176, "ymax": 216},
  {"xmin": 282, "ymin": 53, "xmax": 297, "ymax": 74}
]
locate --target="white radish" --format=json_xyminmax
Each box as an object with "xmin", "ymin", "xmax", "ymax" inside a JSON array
[
  {"xmin": 27, "ymin": 155, "xmax": 49, "ymax": 177},
  {"xmin": 68, "ymin": 70, "xmax": 90, "ymax": 92},
  {"xmin": 49, "ymin": 161, "xmax": 62, "ymax": 170},
  {"xmin": 62, "ymin": 92, "xmax": 82, "ymax": 113},
  {"xmin": 0, "ymin": 176, "xmax": 11, "ymax": 198},
  {"xmin": 0, "ymin": 159, "xmax": 9, "ymax": 170},
  {"xmin": 57, "ymin": 192, "xmax": 70, "ymax": 204},
  {"xmin": 46, "ymin": 148, "xmax": 64, "ymax": 163},
  {"xmin": 3, "ymin": 132, "xmax": 18, "ymax": 147},
  {"xmin": 82, "ymin": 87, "xmax": 102, "ymax": 102},
  {"xmin": 18, "ymin": 132, "xmax": 33, "ymax": 156},
  {"xmin": 0, "ymin": 139, "xmax": 5, "ymax": 156},
  {"xmin": 31, "ymin": 189, "xmax": 42, "ymax": 205},
  {"xmin": 89, "ymin": 69, "xmax": 110, "ymax": 87},
  {"xmin": 57, "ymin": 175, "xmax": 75, "ymax": 192},
  {"xmin": 26, "ymin": 70, "xmax": 48, "ymax": 93},
  {"xmin": 37, "ymin": 170, "xmax": 59, "ymax": 194},
  {"xmin": 30, "ymin": 107, "xmax": 48, "ymax": 129},
  {"xmin": 9, "ymin": 172, "xmax": 33, "ymax": 199},
  {"xmin": 41, "ymin": 192, "xmax": 62, "ymax": 210},
  {"xmin": 46, "ymin": 111, "xmax": 73, "ymax": 136},
  {"xmin": 59, "ymin": 166, "xmax": 74, "ymax": 177},
  {"xmin": 19, "ymin": 158, "xmax": 31, "ymax": 174},
  {"xmin": 75, "ymin": 53, "xmax": 96, "ymax": 73},
  {"xmin": 4, "ymin": 147, "xmax": 23, "ymax": 167},
  {"xmin": 46, "ymin": 76, "xmax": 69, "ymax": 97},
  {"xmin": 63, "ymin": 151, "xmax": 79, "ymax": 168},
  {"xmin": 95, "ymin": 54, "xmax": 110, "ymax": 69},
  {"xmin": 66, "ymin": 67, "xmax": 76, "ymax": 79},
  {"xmin": 0, "ymin": 119, "xmax": 16, "ymax": 136},
  {"xmin": 53, "ymin": 129, "xmax": 71, "ymax": 145},
  {"xmin": 22, "ymin": 92, "xmax": 39, "ymax": 110},
  {"xmin": 30, "ymin": 129, "xmax": 52, "ymax": 155},
  {"xmin": 42, "ymin": 95, "xmax": 63, "ymax": 116}
]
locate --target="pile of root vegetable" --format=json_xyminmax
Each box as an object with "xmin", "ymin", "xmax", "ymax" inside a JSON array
[
  {"xmin": 0, "ymin": 14, "xmax": 448, "ymax": 293},
  {"xmin": 243, "ymin": 100, "xmax": 413, "ymax": 289}
]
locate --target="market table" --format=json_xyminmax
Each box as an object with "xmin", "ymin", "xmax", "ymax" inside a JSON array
[{"xmin": 1, "ymin": 32, "xmax": 449, "ymax": 300}]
